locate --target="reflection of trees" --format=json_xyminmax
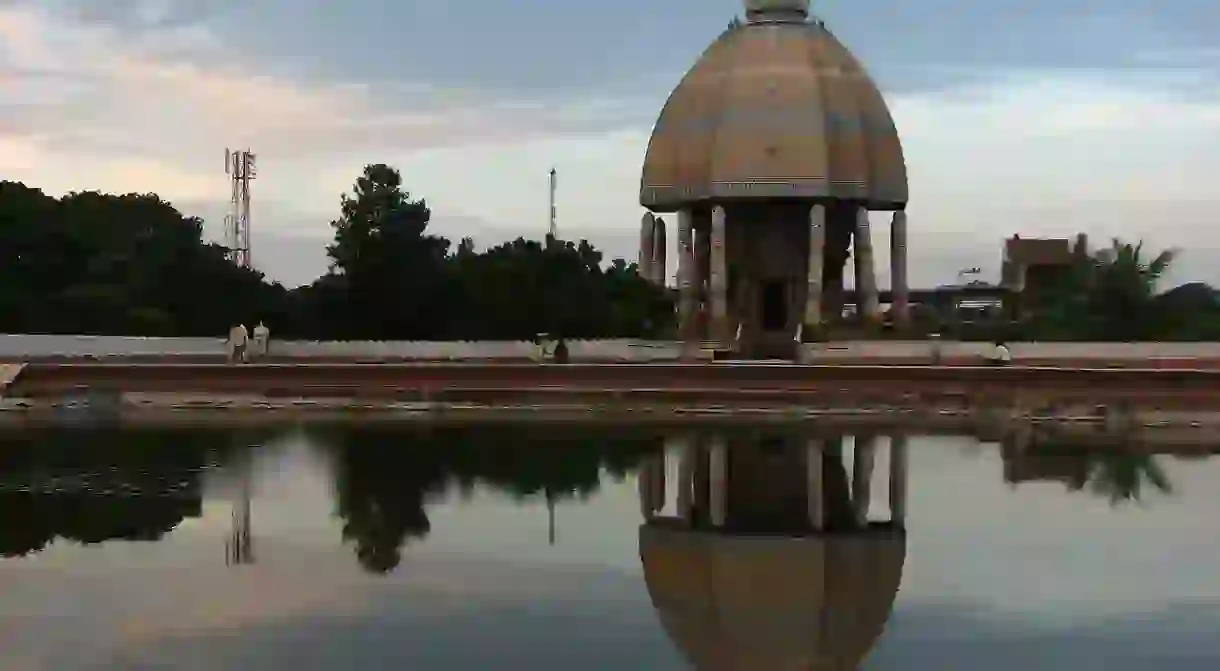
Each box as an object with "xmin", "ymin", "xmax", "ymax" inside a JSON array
[
  {"xmin": 1077, "ymin": 452, "xmax": 1172, "ymax": 506},
  {"xmin": 0, "ymin": 427, "xmax": 253, "ymax": 558},
  {"xmin": 1001, "ymin": 441, "xmax": 1174, "ymax": 507},
  {"xmin": 327, "ymin": 427, "xmax": 447, "ymax": 574},
  {"xmin": 315, "ymin": 424, "xmax": 661, "ymax": 575}
]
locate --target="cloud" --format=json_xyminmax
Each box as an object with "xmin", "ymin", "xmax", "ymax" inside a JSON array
[{"xmin": 3, "ymin": 1, "xmax": 1220, "ymax": 292}]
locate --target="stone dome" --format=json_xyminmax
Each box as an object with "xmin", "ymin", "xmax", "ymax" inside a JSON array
[
  {"xmin": 639, "ymin": 525, "xmax": 905, "ymax": 670},
  {"xmin": 639, "ymin": 2, "xmax": 908, "ymax": 212}
]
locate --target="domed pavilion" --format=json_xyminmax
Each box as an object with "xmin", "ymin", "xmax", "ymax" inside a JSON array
[
  {"xmin": 638, "ymin": 0, "xmax": 909, "ymax": 358},
  {"xmin": 636, "ymin": 430, "xmax": 909, "ymax": 669}
]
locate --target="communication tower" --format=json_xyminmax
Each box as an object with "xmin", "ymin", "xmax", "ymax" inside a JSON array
[
  {"xmin": 224, "ymin": 148, "xmax": 256, "ymax": 268},
  {"xmin": 548, "ymin": 167, "xmax": 557, "ymax": 239}
]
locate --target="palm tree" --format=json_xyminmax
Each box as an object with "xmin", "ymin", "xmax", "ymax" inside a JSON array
[{"xmin": 1029, "ymin": 238, "xmax": 1177, "ymax": 341}]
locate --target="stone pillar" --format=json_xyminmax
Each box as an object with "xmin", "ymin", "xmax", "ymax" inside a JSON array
[
  {"xmin": 852, "ymin": 435, "xmax": 876, "ymax": 527},
  {"xmin": 652, "ymin": 216, "xmax": 667, "ymax": 285},
  {"xmin": 806, "ymin": 439, "xmax": 824, "ymax": 531},
  {"xmin": 890, "ymin": 211, "xmax": 910, "ymax": 330},
  {"xmin": 676, "ymin": 436, "xmax": 697, "ymax": 524},
  {"xmin": 803, "ymin": 204, "xmax": 826, "ymax": 338},
  {"xmin": 708, "ymin": 436, "xmax": 727, "ymax": 527},
  {"xmin": 677, "ymin": 210, "xmax": 697, "ymax": 348},
  {"xmin": 853, "ymin": 207, "xmax": 880, "ymax": 325},
  {"xmin": 707, "ymin": 206, "xmax": 722, "ymax": 346},
  {"xmin": 649, "ymin": 453, "xmax": 666, "ymax": 515},
  {"xmin": 889, "ymin": 434, "xmax": 908, "ymax": 527},
  {"xmin": 639, "ymin": 213, "xmax": 655, "ymax": 282}
]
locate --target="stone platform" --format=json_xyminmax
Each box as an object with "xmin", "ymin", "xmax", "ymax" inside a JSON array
[{"xmin": 4, "ymin": 362, "xmax": 1220, "ymax": 415}]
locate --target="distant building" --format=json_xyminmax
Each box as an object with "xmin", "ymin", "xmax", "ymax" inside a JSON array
[{"xmin": 1001, "ymin": 233, "xmax": 1088, "ymax": 316}]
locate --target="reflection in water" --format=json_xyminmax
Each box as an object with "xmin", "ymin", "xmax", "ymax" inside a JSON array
[
  {"xmin": 637, "ymin": 431, "xmax": 909, "ymax": 670},
  {"xmin": 317, "ymin": 424, "xmax": 661, "ymax": 574},
  {"xmin": 1001, "ymin": 432, "xmax": 1174, "ymax": 506},
  {"xmin": 225, "ymin": 447, "xmax": 255, "ymax": 566},
  {"xmin": 0, "ymin": 422, "xmax": 1217, "ymax": 669},
  {"xmin": 0, "ymin": 428, "xmax": 229, "ymax": 558}
]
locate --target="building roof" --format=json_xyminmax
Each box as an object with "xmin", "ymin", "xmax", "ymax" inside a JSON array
[
  {"xmin": 639, "ymin": 524, "xmax": 905, "ymax": 670},
  {"xmin": 639, "ymin": 0, "xmax": 908, "ymax": 212}
]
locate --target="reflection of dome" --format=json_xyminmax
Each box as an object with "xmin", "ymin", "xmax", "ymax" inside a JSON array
[
  {"xmin": 640, "ymin": 0, "xmax": 907, "ymax": 211},
  {"xmin": 640, "ymin": 525, "xmax": 905, "ymax": 670}
]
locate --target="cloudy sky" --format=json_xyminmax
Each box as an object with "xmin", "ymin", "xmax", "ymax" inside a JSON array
[{"xmin": 3, "ymin": 0, "xmax": 1220, "ymax": 288}]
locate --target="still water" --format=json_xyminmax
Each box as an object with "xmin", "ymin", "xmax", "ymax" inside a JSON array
[{"xmin": 1, "ymin": 422, "xmax": 1217, "ymax": 670}]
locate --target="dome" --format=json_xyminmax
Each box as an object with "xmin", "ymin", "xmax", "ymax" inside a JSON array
[
  {"xmin": 639, "ymin": 5, "xmax": 908, "ymax": 212},
  {"xmin": 639, "ymin": 525, "xmax": 905, "ymax": 670}
]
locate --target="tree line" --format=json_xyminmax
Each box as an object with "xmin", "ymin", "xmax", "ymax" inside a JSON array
[
  {"xmin": 0, "ymin": 164, "xmax": 673, "ymax": 340},
  {"xmin": 3, "ymin": 162, "xmax": 1216, "ymax": 341}
]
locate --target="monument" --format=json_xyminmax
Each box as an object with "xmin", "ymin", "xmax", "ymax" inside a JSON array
[
  {"xmin": 636, "ymin": 430, "xmax": 909, "ymax": 669},
  {"xmin": 639, "ymin": 0, "xmax": 910, "ymax": 358}
]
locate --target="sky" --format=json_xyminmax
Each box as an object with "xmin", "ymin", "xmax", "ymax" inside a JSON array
[{"xmin": 3, "ymin": 0, "xmax": 1220, "ymax": 288}]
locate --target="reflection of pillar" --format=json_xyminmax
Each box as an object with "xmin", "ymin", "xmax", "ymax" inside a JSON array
[
  {"xmin": 803, "ymin": 204, "xmax": 826, "ymax": 334},
  {"xmin": 639, "ymin": 213, "xmax": 656, "ymax": 281},
  {"xmin": 806, "ymin": 439, "xmax": 824, "ymax": 530},
  {"xmin": 890, "ymin": 434, "xmax": 908, "ymax": 527},
  {"xmin": 676, "ymin": 436, "xmax": 697, "ymax": 524},
  {"xmin": 652, "ymin": 216, "xmax": 667, "ymax": 285},
  {"xmin": 638, "ymin": 459, "xmax": 654, "ymax": 520},
  {"xmin": 677, "ymin": 209, "xmax": 697, "ymax": 348},
  {"xmin": 852, "ymin": 435, "xmax": 877, "ymax": 527},
  {"xmin": 890, "ymin": 211, "xmax": 909, "ymax": 330},
  {"xmin": 854, "ymin": 207, "xmax": 880, "ymax": 324},
  {"xmin": 708, "ymin": 436, "xmax": 727, "ymax": 527},
  {"xmin": 710, "ymin": 205, "xmax": 728, "ymax": 345}
]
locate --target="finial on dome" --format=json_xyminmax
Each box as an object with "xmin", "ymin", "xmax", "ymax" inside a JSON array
[{"xmin": 743, "ymin": 0, "xmax": 809, "ymax": 23}]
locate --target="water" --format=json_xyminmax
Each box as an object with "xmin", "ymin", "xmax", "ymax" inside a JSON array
[{"xmin": 1, "ymin": 422, "xmax": 1218, "ymax": 670}]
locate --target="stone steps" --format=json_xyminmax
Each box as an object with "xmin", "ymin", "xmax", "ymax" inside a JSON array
[{"xmin": 0, "ymin": 363, "xmax": 24, "ymax": 396}]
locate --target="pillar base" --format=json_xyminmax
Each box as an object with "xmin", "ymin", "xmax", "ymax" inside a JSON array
[{"xmin": 800, "ymin": 322, "xmax": 828, "ymax": 343}]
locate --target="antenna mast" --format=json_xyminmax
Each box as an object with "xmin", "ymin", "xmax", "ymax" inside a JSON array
[
  {"xmin": 548, "ymin": 167, "xmax": 557, "ymax": 239},
  {"xmin": 224, "ymin": 148, "xmax": 256, "ymax": 269}
]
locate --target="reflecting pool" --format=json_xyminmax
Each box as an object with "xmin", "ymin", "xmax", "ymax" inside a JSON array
[{"xmin": 0, "ymin": 422, "xmax": 1217, "ymax": 669}]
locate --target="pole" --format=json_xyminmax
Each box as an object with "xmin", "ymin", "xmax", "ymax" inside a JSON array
[{"xmin": 548, "ymin": 168, "xmax": 557, "ymax": 239}]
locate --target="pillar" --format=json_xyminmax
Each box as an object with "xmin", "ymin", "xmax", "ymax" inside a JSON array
[
  {"xmin": 708, "ymin": 436, "xmax": 727, "ymax": 527},
  {"xmin": 649, "ymin": 453, "xmax": 666, "ymax": 515},
  {"xmin": 639, "ymin": 213, "xmax": 655, "ymax": 282},
  {"xmin": 710, "ymin": 205, "xmax": 729, "ymax": 346},
  {"xmin": 889, "ymin": 434, "xmax": 908, "ymax": 527},
  {"xmin": 652, "ymin": 216, "xmax": 667, "ymax": 285},
  {"xmin": 803, "ymin": 204, "xmax": 826, "ymax": 338},
  {"xmin": 677, "ymin": 209, "xmax": 697, "ymax": 348},
  {"xmin": 806, "ymin": 439, "xmax": 824, "ymax": 531},
  {"xmin": 853, "ymin": 207, "xmax": 880, "ymax": 325},
  {"xmin": 852, "ymin": 435, "xmax": 876, "ymax": 527},
  {"xmin": 890, "ymin": 211, "xmax": 910, "ymax": 330},
  {"xmin": 676, "ymin": 436, "xmax": 697, "ymax": 524}
]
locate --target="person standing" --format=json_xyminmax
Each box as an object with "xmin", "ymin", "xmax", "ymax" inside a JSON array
[
  {"xmin": 228, "ymin": 323, "xmax": 249, "ymax": 364},
  {"xmin": 252, "ymin": 322, "xmax": 270, "ymax": 359}
]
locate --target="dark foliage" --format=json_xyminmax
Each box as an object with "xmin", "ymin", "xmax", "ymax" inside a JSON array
[{"xmin": 0, "ymin": 164, "xmax": 673, "ymax": 339}]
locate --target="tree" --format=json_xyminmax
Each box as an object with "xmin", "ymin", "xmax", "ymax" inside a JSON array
[
  {"xmin": 324, "ymin": 164, "xmax": 451, "ymax": 340},
  {"xmin": 1027, "ymin": 238, "xmax": 1188, "ymax": 341},
  {"xmin": 0, "ymin": 167, "xmax": 673, "ymax": 341}
]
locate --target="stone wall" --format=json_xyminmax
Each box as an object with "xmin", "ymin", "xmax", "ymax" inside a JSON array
[
  {"xmin": 4, "ymin": 334, "xmax": 1220, "ymax": 363},
  {"xmin": 0, "ymin": 335, "xmax": 684, "ymax": 362}
]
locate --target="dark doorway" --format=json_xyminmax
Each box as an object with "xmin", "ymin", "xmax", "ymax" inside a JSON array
[{"xmin": 760, "ymin": 280, "xmax": 787, "ymax": 331}]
